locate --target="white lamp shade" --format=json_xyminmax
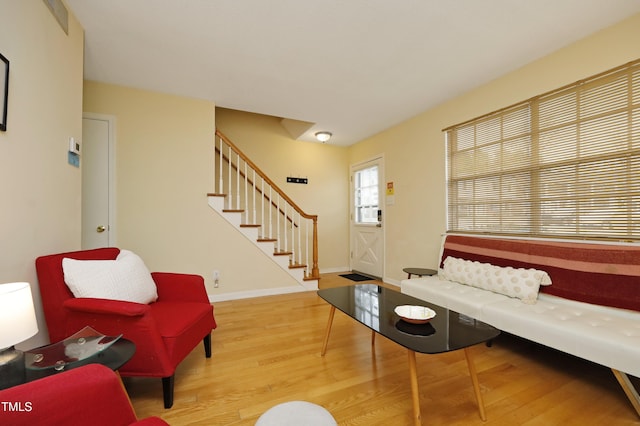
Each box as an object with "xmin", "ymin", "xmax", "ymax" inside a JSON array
[{"xmin": 0, "ymin": 282, "xmax": 38, "ymax": 350}]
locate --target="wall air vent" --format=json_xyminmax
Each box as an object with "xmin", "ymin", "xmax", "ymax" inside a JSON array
[{"xmin": 43, "ymin": 0, "xmax": 68, "ymax": 34}]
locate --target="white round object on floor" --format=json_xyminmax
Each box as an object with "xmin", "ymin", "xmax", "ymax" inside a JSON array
[{"xmin": 256, "ymin": 401, "xmax": 337, "ymax": 426}]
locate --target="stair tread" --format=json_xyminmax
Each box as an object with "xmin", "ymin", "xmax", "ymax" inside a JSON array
[
  {"xmin": 240, "ymin": 224, "xmax": 261, "ymax": 228},
  {"xmin": 274, "ymin": 250, "xmax": 292, "ymax": 256},
  {"xmin": 258, "ymin": 238, "xmax": 277, "ymax": 242},
  {"xmin": 289, "ymin": 263, "xmax": 306, "ymax": 269},
  {"xmin": 223, "ymin": 209, "xmax": 244, "ymax": 213}
]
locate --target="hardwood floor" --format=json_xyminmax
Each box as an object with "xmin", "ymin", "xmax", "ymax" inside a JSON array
[{"xmin": 126, "ymin": 273, "xmax": 640, "ymax": 425}]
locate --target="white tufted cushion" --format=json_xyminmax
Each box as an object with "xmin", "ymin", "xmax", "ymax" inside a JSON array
[
  {"xmin": 441, "ymin": 256, "xmax": 551, "ymax": 304},
  {"xmin": 62, "ymin": 250, "xmax": 158, "ymax": 304},
  {"xmin": 401, "ymin": 275, "xmax": 509, "ymax": 318}
]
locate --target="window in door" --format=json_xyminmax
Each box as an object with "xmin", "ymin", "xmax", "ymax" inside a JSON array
[{"xmin": 354, "ymin": 165, "xmax": 379, "ymax": 224}]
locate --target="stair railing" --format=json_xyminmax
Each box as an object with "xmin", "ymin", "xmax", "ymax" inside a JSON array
[{"xmin": 212, "ymin": 130, "xmax": 319, "ymax": 280}]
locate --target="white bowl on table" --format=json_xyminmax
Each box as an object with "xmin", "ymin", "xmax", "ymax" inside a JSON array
[{"xmin": 394, "ymin": 305, "xmax": 436, "ymax": 324}]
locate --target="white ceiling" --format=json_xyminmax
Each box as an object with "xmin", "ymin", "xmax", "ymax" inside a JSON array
[{"xmin": 65, "ymin": 0, "xmax": 640, "ymax": 146}]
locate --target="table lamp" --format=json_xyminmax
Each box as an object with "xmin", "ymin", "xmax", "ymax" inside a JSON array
[{"xmin": 0, "ymin": 282, "xmax": 39, "ymax": 389}]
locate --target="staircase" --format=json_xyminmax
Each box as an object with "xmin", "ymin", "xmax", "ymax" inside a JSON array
[{"xmin": 207, "ymin": 130, "xmax": 319, "ymax": 290}]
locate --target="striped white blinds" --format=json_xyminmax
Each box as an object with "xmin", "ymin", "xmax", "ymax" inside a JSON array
[{"xmin": 444, "ymin": 59, "xmax": 640, "ymax": 240}]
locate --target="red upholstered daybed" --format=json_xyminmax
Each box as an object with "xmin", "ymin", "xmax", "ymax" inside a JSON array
[{"xmin": 401, "ymin": 234, "xmax": 640, "ymax": 418}]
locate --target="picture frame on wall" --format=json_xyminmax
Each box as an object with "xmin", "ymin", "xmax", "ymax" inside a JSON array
[{"xmin": 0, "ymin": 53, "xmax": 8, "ymax": 132}]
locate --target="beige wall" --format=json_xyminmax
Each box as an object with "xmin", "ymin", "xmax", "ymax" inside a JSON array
[
  {"xmin": 83, "ymin": 82, "xmax": 302, "ymax": 297},
  {"xmin": 0, "ymin": 1, "xmax": 84, "ymax": 347},
  {"xmin": 215, "ymin": 108, "xmax": 351, "ymax": 272},
  {"xmin": 348, "ymin": 12, "xmax": 640, "ymax": 284}
]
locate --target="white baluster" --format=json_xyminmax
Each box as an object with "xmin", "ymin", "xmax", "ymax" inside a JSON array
[
  {"xmin": 297, "ymin": 211, "xmax": 302, "ymax": 267},
  {"xmin": 305, "ymin": 219, "xmax": 309, "ymax": 275},
  {"xmin": 252, "ymin": 169, "xmax": 256, "ymax": 226},
  {"xmin": 212, "ymin": 137, "xmax": 216, "ymax": 192},
  {"xmin": 283, "ymin": 202, "xmax": 287, "ymax": 253},
  {"xmin": 292, "ymin": 210, "xmax": 297, "ymax": 265},
  {"xmin": 218, "ymin": 137, "xmax": 223, "ymax": 194},
  {"xmin": 236, "ymin": 153, "xmax": 240, "ymax": 210},
  {"xmin": 276, "ymin": 194, "xmax": 280, "ymax": 251},
  {"xmin": 261, "ymin": 177, "xmax": 265, "ymax": 238},
  {"xmin": 228, "ymin": 145, "xmax": 232, "ymax": 207},
  {"xmin": 269, "ymin": 186, "xmax": 273, "ymax": 240},
  {"xmin": 244, "ymin": 161, "xmax": 248, "ymax": 221}
]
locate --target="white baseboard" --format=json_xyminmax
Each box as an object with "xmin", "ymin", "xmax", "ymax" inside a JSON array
[
  {"xmin": 320, "ymin": 266, "xmax": 350, "ymax": 274},
  {"xmin": 209, "ymin": 285, "xmax": 315, "ymax": 302},
  {"xmin": 208, "ymin": 273, "xmax": 400, "ymax": 303}
]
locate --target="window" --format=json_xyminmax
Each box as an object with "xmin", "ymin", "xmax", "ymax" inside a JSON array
[
  {"xmin": 445, "ymin": 59, "xmax": 640, "ymax": 241},
  {"xmin": 354, "ymin": 164, "xmax": 379, "ymax": 224}
]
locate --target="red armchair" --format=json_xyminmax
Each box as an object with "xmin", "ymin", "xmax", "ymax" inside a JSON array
[
  {"xmin": 35, "ymin": 248, "xmax": 217, "ymax": 408},
  {"xmin": 0, "ymin": 364, "xmax": 168, "ymax": 425}
]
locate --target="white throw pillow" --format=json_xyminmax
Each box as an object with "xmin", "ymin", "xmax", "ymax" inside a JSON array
[
  {"xmin": 62, "ymin": 250, "xmax": 158, "ymax": 304},
  {"xmin": 441, "ymin": 256, "xmax": 552, "ymax": 304}
]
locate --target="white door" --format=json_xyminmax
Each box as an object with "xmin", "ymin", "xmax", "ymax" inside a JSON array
[
  {"xmin": 350, "ymin": 157, "xmax": 384, "ymax": 278},
  {"xmin": 81, "ymin": 115, "xmax": 115, "ymax": 249}
]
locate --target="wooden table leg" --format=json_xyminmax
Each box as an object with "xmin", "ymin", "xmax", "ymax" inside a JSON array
[
  {"xmin": 321, "ymin": 305, "xmax": 336, "ymax": 356},
  {"xmin": 612, "ymin": 369, "xmax": 640, "ymax": 418},
  {"xmin": 407, "ymin": 350, "xmax": 421, "ymax": 426},
  {"xmin": 464, "ymin": 347, "xmax": 487, "ymax": 421}
]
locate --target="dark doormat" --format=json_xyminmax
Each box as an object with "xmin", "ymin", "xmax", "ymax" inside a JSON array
[{"xmin": 339, "ymin": 273, "xmax": 375, "ymax": 282}]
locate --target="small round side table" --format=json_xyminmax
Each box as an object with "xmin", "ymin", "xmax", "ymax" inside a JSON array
[
  {"xmin": 402, "ymin": 267, "xmax": 437, "ymax": 279},
  {"xmin": 25, "ymin": 338, "xmax": 136, "ymax": 382}
]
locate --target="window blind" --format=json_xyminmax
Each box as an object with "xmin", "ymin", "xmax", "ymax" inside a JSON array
[{"xmin": 444, "ymin": 59, "xmax": 640, "ymax": 241}]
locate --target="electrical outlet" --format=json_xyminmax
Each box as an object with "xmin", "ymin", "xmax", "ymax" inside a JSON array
[{"xmin": 213, "ymin": 270, "xmax": 220, "ymax": 288}]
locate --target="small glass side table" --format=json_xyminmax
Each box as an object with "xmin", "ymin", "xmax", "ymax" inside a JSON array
[{"xmin": 24, "ymin": 338, "xmax": 135, "ymax": 382}]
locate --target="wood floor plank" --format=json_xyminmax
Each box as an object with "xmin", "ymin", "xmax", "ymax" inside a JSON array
[{"xmin": 126, "ymin": 273, "xmax": 640, "ymax": 425}]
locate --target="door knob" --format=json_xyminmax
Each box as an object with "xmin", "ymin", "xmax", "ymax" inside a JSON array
[{"xmin": 96, "ymin": 225, "xmax": 106, "ymax": 233}]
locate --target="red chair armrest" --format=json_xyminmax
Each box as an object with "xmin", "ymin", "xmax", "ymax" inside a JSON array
[
  {"xmin": 0, "ymin": 364, "xmax": 139, "ymax": 425},
  {"xmin": 63, "ymin": 298, "xmax": 149, "ymax": 317},
  {"xmin": 152, "ymin": 272, "xmax": 209, "ymax": 303},
  {"xmin": 61, "ymin": 299, "xmax": 175, "ymax": 377}
]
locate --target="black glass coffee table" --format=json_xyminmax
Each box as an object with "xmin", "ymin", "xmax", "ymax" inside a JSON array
[{"xmin": 318, "ymin": 284, "xmax": 499, "ymax": 425}]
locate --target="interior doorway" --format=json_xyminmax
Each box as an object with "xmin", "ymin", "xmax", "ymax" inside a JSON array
[{"xmin": 81, "ymin": 114, "xmax": 116, "ymax": 249}]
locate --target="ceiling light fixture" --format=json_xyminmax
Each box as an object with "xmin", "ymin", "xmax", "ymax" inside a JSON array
[{"xmin": 315, "ymin": 131, "xmax": 332, "ymax": 143}]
